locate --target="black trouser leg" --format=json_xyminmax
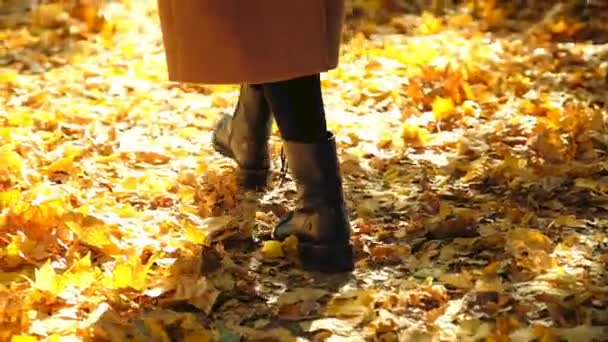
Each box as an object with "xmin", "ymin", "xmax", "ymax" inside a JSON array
[{"xmin": 261, "ymin": 74, "xmax": 327, "ymax": 143}]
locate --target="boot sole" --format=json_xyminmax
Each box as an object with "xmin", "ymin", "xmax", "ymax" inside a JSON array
[
  {"xmin": 212, "ymin": 134, "xmax": 270, "ymax": 191},
  {"xmin": 298, "ymin": 242, "xmax": 354, "ymax": 273}
]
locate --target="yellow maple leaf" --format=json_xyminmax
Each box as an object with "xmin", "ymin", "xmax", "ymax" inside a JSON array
[
  {"xmin": 401, "ymin": 123, "xmax": 430, "ymax": 147},
  {"xmin": 10, "ymin": 335, "xmax": 38, "ymax": 342},
  {"xmin": 417, "ymin": 11, "xmax": 442, "ymax": 35},
  {"xmin": 47, "ymin": 334, "xmax": 62, "ymax": 342},
  {"xmin": 32, "ymin": 261, "xmax": 65, "ymax": 296},
  {"xmin": 105, "ymin": 253, "xmax": 159, "ymax": 291},
  {"xmin": 114, "ymin": 203, "xmax": 138, "ymax": 218},
  {"xmin": 6, "ymin": 112, "xmax": 33, "ymax": 127},
  {"xmin": 184, "ymin": 221, "xmax": 209, "ymax": 245},
  {"xmin": 0, "ymin": 127, "xmax": 11, "ymax": 138},
  {"xmin": 72, "ymin": 253, "xmax": 92, "ymax": 270},
  {"xmin": 120, "ymin": 176, "xmax": 140, "ymax": 191},
  {"xmin": 47, "ymin": 155, "xmax": 75, "ymax": 174},
  {"xmin": 195, "ymin": 161, "xmax": 208, "ymax": 175},
  {"xmin": 64, "ymin": 220, "xmax": 115, "ymax": 250},
  {"xmin": 432, "ymin": 96, "xmax": 455, "ymax": 121},
  {"xmin": 0, "ymin": 145, "xmax": 24, "ymax": 175},
  {"xmin": 65, "ymin": 254, "xmax": 99, "ymax": 290},
  {"xmin": 110, "ymin": 262, "xmax": 135, "ymax": 289},
  {"xmin": 44, "ymin": 148, "xmax": 83, "ymax": 174},
  {"xmin": 0, "ymin": 190, "xmax": 20, "ymax": 210},
  {"xmin": 0, "ymin": 70, "xmax": 17, "ymax": 84},
  {"xmin": 261, "ymin": 240, "xmax": 284, "ymax": 258}
]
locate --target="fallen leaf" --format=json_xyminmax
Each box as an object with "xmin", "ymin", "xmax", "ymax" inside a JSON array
[
  {"xmin": 31, "ymin": 261, "xmax": 65, "ymax": 296},
  {"xmin": 170, "ymin": 276, "xmax": 219, "ymax": 314},
  {"xmin": 278, "ymin": 301, "xmax": 322, "ymax": 321},
  {"xmin": 432, "ymin": 96, "xmax": 456, "ymax": 121},
  {"xmin": 551, "ymin": 215, "xmax": 587, "ymax": 229},
  {"xmin": 261, "ymin": 240, "xmax": 284, "ymax": 259},
  {"xmin": 300, "ymin": 317, "xmax": 359, "ymax": 336},
  {"xmin": 429, "ymin": 213, "xmax": 478, "ymax": 239},
  {"xmin": 277, "ymin": 288, "xmax": 330, "ymax": 305},
  {"xmin": 326, "ymin": 290, "xmax": 376, "ymax": 324},
  {"xmin": 0, "ymin": 145, "xmax": 24, "ymax": 175},
  {"xmin": 439, "ymin": 271, "xmax": 474, "ymax": 289}
]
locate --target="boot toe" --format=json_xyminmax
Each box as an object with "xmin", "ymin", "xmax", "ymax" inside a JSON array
[
  {"xmin": 212, "ymin": 113, "xmax": 271, "ymax": 191},
  {"xmin": 212, "ymin": 114, "xmax": 234, "ymax": 159},
  {"xmin": 271, "ymin": 213, "xmax": 296, "ymax": 241}
]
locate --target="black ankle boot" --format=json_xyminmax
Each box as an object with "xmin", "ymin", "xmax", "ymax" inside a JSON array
[
  {"xmin": 272, "ymin": 132, "xmax": 353, "ymax": 272},
  {"xmin": 212, "ymin": 84, "xmax": 273, "ymax": 190}
]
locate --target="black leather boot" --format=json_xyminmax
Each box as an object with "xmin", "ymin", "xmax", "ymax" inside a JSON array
[
  {"xmin": 272, "ymin": 132, "xmax": 354, "ymax": 272},
  {"xmin": 212, "ymin": 84, "xmax": 273, "ymax": 190}
]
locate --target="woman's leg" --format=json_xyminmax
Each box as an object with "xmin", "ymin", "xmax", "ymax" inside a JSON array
[
  {"xmin": 261, "ymin": 74, "xmax": 327, "ymax": 143},
  {"xmin": 261, "ymin": 74, "xmax": 353, "ymax": 273}
]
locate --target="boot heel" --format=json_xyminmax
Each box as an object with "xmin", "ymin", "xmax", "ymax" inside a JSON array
[
  {"xmin": 212, "ymin": 134, "xmax": 235, "ymax": 159},
  {"xmin": 213, "ymin": 134, "xmax": 269, "ymax": 190},
  {"xmin": 298, "ymin": 242, "xmax": 354, "ymax": 273}
]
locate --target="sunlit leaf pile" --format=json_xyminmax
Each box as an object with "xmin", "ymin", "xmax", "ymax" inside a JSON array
[{"xmin": 1, "ymin": 0, "xmax": 608, "ymax": 341}]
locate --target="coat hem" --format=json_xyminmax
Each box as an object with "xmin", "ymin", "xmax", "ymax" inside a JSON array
[{"xmin": 165, "ymin": 62, "xmax": 340, "ymax": 85}]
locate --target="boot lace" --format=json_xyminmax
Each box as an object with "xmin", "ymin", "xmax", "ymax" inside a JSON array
[{"xmin": 279, "ymin": 144, "xmax": 288, "ymax": 186}]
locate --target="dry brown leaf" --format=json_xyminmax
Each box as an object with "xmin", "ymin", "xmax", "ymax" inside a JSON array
[
  {"xmin": 439, "ymin": 271, "xmax": 474, "ymax": 289},
  {"xmin": 168, "ymin": 276, "xmax": 219, "ymax": 315},
  {"xmin": 278, "ymin": 301, "xmax": 322, "ymax": 321},
  {"xmin": 277, "ymin": 288, "xmax": 330, "ymax": 306}
]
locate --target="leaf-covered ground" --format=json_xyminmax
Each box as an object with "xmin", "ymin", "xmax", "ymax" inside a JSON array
[{"xmin": 2, "ymin": 1, "xmax": 608, "ymax": 341}]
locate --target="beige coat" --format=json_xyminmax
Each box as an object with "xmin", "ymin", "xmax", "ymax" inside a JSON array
[{"xmin": 157, "ymin": 0, "xmax": 345, "ymax": 85}]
